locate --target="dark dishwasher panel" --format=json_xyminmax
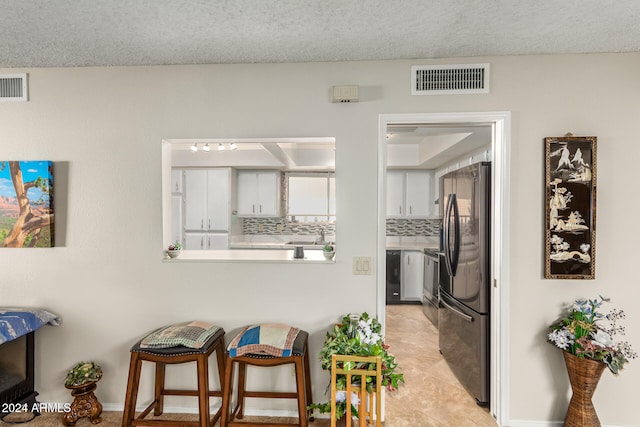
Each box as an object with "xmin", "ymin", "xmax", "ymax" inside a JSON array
[{"xmin": 386, "ymin": 250, "xmax": 401, "ymax": 304}]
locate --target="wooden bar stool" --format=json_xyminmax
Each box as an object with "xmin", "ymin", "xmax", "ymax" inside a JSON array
[
  {"xmin": 220, "ymin": 324, "xmax": 313, "ymax": 427},
  {"xmin": 122, "ymin": 322, "xmax": 225, "ymax": 427}
]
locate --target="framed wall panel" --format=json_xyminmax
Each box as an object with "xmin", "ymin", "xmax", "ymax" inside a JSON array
[{"xmin": 545, "ymin": 136, "xmax": 596, "ymax": 279}]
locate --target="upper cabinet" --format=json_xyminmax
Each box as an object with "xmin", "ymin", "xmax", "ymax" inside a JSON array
[
  {"xmin": 236, "ymin": 171, "xmax": 280, "ymax": 217},
  {"xmin": 184, "ymin": 168, "xmax": 230, "ymax": 232},
  {"xmin": 386, "ymin": 171, "xmax": 434, "ymax": 218}
]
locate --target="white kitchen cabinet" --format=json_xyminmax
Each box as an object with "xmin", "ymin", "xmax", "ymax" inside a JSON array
[
  {"xmin": 206, "ymin": 169, "xmax": 230, "ymax": 230},
  {"xmin": 406, "ymin": 172, "xmax": 431, "ymax": 217},
  {"xmin": 171, "ymin": 195, "xmax": 183, "ymax": 245},
  {"xmin": 237, "ymin": 171, "xmax": 280, "ymax": 217},
  {"xmin": 171, "ymin": 169, "xmax": 183, "ymax": 193},
  {"xmin": 386, "ymin": 171, "xmax": 434, "ymax": 218},
  {"xmin": 386, "ymin": 172, "xmax": 405, "ymax": 217},
  {"xmin": 184, "ymin": 170, "xmax": 207, "ymax": 230},
  {"xmin": 401, "ymin": 250, "xmax": 424, "ymax": 301},
  {"xmin": 183, "ymin": 168, "xmax": 230, "ymax": 249},
  {"xmin": 184, "ymin": 232, "xmax": 229, "ymax": 250},
  {"xmin": 171, "ymin": 169, "xmax": 184, "ymax": 245}
]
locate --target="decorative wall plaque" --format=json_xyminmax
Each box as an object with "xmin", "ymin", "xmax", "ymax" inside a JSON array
[{"xmin": 544, "ymin": 136, "xmax": 596, "ymax": 279}]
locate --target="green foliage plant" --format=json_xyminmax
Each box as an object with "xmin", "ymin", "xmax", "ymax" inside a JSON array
[
  {"xmin": 168, "ymin": 241, "xmax": 182, "ymax": 251},
  {"xmin": 548, "ymin": 296, "xmax": 637, "ymax": 374},
  {"xmin": 309, "ymin": 312, "xmax": 404, "ymax": 419},
  {"xmin": 64, "ymin": 361, "xmax": 103, "ymax": 387}
]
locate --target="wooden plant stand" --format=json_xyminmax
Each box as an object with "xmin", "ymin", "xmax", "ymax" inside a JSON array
[
  {"xmin": 331, "ymin": 355, "xmax": 382, "ymax": 427},
  {"xmin": 62, "ymin": 381, "xmax": 103, "ymax": 425}
]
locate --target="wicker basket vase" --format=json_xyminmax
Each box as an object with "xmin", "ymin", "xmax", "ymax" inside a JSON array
[{"xmin": 562, "ymin": 351, "xmax": 606, "ymax": 427}]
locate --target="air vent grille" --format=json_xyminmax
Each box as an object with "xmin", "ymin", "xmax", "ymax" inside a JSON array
[
  {"xmin": 0, "ymin": 74, "xmax": 28, "ymax": 101},
  {"xmin": 411, "ymin": 64, "xmax": 489, "ymax": 95}
]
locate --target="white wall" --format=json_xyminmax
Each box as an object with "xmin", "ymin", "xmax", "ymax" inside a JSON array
[{"xmin": 1, "ymin": 52, "xmax": 639, "ymax": 426}]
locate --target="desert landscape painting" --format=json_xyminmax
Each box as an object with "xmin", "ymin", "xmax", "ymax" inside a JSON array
[{"xmin": 0, "ymin": 161, "xmax": 54, "ymax": 248}]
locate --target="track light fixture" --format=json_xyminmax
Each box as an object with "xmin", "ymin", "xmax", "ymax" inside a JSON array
[
  {"xmin": 203, "ymin": 143, "xmax": 210, "ymax": 152},
  {"xmin": 218, "ymin": 143, "xmax": 225, "ymax": 151},
  {"xmin": 190, "ymin": 143, "xmax": 198, "ymax": 152},
  {"xmin": 230, "ymin": 142, "xmax": 238, "ymax": 150}
]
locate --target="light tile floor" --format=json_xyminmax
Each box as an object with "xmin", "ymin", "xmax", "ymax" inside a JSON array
[{"xmin": 383, "ymin": 304, "xmax": 497, "ymax": 426}]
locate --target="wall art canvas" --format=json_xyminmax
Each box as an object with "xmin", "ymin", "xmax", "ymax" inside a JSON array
[
  {"xmin": 545, "ymin": 136, "xmax": 596, "ymax": 279},
  {"xmin": 0, "ymin": 161, "xmax": 54, "ymax": 248}
]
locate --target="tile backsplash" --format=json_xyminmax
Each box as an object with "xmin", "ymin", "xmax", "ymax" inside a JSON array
[
  {"xmin": 241, "ymin": 217, "xmax": 335, "ymax": 236},
  {"xmin": 242, "ymin": 217, "xmax": 439, "ymax": 237},
  {"xmin": 386, "ymin": 218, "xmax": 441, "ymax": 236}
]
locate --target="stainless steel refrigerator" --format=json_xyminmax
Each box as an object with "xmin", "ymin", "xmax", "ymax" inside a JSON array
[{"xmin": 438, "ymin": 162, "xmax": 490, "ymax": 406}]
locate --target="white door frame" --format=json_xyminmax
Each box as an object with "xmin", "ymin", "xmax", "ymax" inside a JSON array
[{"xmin": 376, "ymin": 111, "xmax": 511, "ymax": 425}]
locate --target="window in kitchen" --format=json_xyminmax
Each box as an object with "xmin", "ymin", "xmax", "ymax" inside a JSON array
[{"xmin": 286, "ymin": 172, "xmax": 335, "ymax": 223}]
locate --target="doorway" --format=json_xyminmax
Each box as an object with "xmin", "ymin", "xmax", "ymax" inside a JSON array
[{"xmin": 376, "ymin": 112, "xmax": 511, "ymax": 425}]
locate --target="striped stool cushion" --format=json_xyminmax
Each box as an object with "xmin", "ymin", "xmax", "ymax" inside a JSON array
[
  {"xmin": 137, "ymin": 321, "xmax": 222, "ymax": 350},
  {"xmin": 227, "ymin": 324, "xmax": 303, "ymax": 357}
]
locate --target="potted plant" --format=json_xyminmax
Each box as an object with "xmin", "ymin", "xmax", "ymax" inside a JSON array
[
  {"xmin": 167, "ymin": 241, "xmax": 182, "ymax": 258},
  {"xmin": 547, "ymin": 296, "xmax": 636, "ymax": 426},
  {"xmin": 63, "ymin": 362, "xmax": 103, "ymax": 425},
  {"xmin": 322, "ymin": 244, "xmax": 335, "ymax": 260},
  {"xmin": 309, "ymin": 313, "xmax": 404, "ymax": 422}
]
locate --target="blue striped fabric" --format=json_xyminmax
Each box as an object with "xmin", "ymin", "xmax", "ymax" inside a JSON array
[{"xmin": 0, "ymin": 308, "xmax": 61, "ymax": 344}]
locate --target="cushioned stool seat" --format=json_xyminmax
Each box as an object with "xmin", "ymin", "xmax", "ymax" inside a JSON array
[
  {"xmin": 220, "ymin": 324, "xmax": 313, "ymax": 427},
  {"xmin": 122, "ymin": 322, "xmax": 225, "ymax": 427}
]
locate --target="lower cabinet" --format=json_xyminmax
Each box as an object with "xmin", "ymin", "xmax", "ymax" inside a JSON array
[
  {"xmin": 386, "ymin": 249, "xmax": 424, "ymax": 304},
  {"xmin": 184, "ymin": 232, "xmax": 229, "ymax": 250},
  {"xmin": 401, "ymin": 250, "xmax": 424, "ymax": 302}
]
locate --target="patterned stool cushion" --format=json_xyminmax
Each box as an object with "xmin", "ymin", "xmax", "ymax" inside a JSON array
[
  {"xmin": 227, "ymin": 324, "xmax": 304, "ymax": 357},
  {"xmin": 138, "ymin": 321, "xmax": 221, "ymax": 350}
]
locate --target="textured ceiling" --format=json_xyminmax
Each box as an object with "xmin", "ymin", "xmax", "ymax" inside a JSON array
[{"xmin": 1, "ymin": 0, "xmax": 639, "ymax": 68}]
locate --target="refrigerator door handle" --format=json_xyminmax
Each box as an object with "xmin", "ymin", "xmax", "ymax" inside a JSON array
[
  {"xmin": 444, "ymin": 194, "xmax": 460, "ymax": 277},
  {"xmin": 451, "ymin": 193, "xmax": 460, "ymax": 276},
  {"xmin": 443, "ymin": 194, "xmax": 453, "ymax": 277},
  {"xmin": 441, "ymin": 297, "xmax": 474, "ymax": 323}
]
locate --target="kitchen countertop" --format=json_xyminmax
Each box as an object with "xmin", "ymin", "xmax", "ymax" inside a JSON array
[
  {"xmin": 229, "ymin": 242, "xmax": 330, "ymax": 250},
  {"xmin": 163, "ymin": 249, "xmax": 333, "ymax": 263},
  {"xmin": 229, "ymin": 235, "xmax": 335, "ymax": 250},
  {"xmin": 386, "ymin": 236, "xmax": 439, "ymax": 251}
]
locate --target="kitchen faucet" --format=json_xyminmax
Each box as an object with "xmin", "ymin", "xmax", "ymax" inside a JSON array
[{"xmin": 318, "ymin": 227, "xmax": 325, "ymax": 243}]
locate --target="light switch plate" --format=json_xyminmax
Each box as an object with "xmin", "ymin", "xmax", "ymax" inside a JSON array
[{"xmin": 353, "ymin": 256, "xmax": 372, "ymax": 275}]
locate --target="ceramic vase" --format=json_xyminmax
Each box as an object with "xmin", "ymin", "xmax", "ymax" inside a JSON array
[{"xmin": 167, "ymin": 249, "xmax": 181, "ymax": 258}]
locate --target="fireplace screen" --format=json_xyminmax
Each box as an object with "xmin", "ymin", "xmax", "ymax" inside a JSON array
[{"xmin": 0, "ymin": 332, "xmax": 37, "ymax": 418}]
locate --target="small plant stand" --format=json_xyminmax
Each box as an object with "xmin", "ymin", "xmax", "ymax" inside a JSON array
[
  {"xmin": 331, "ymin": 354, "xmax": 381, "ymax": 427},
  {"xmin": 62, "ymin": 380, "xmax": 103, "ymax": 426}
]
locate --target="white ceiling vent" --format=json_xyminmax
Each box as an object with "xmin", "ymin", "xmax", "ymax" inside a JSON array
[
  {"xmin": 0, "ymin": 74, "xmax": 28, "ymax": 102},
  {"xmin": 411, "ymin": 64, "xmax": 489, "ymax": 95}
]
